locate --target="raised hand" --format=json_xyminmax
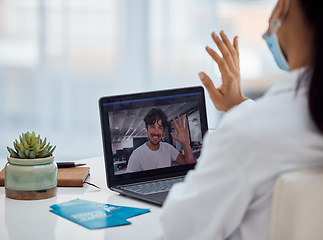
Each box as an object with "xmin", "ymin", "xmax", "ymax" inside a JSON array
[
  {"xmin": 199, "ymin": 31, "xmax": 248, "ymax": 112},
  {"xmin": 171, "ymin": 115, "xmax": 189, "ymax": 146}
]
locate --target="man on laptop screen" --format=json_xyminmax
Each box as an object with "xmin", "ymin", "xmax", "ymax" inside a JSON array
[
  {"xmin": 108, "ymin": 98, "xmax": 204, "ymax": 176},
  {"xmin": 99, "ymin": 87, "xmax": 207, "ymax": 205},
  {"xmin": 126, "ymin": 108, "xmax": 196, "ymax": 173}
]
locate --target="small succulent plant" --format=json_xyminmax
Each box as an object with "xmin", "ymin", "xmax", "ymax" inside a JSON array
[{"xmin": 7, "ymin": 131, "xmax": 56, "ymax": 159}]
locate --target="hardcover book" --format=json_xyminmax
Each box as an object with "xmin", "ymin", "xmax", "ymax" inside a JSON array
[{"xmin": 0, "ymin": 167, "xmax": 90, "ymax": 187}]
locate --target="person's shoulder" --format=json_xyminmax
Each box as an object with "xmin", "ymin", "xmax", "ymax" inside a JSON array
[{"xmin": 220, "ymin": 69, "xmax": 309, "ymax": 130}]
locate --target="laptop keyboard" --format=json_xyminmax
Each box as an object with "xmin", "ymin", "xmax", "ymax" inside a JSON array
[{"xmin": 120, "ymin": 177, "xmax": 184, "ymax": 195}]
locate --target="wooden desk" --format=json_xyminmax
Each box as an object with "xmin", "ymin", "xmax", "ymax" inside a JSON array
[{"xmin": 0, "ymin": 156, "xmax": 163, "ymax": 240}]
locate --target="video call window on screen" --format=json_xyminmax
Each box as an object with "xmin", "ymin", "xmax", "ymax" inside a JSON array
[{"xmin": 109, "ymin": 102, "xmax": 203, "ymax": 175}]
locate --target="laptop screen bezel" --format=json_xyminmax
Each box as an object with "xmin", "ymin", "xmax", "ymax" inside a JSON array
[{"xmin": 99, "ymin": 86, "xmax": 208, "ymax": 187}]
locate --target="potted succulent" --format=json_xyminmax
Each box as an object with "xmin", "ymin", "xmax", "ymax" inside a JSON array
[{"xmin": 5, "ymin": 131, "xmax": 57, "ymax": 200}]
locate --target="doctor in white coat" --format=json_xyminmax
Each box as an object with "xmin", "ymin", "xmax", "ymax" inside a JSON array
[{"xmin": 160, "ymin": 0, "xmax": 323, "ymax": 239}]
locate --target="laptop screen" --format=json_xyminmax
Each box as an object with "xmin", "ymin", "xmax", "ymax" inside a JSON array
[{"xmin": 99, "ymin": 86, "xmax": 208, "ymax": 185}]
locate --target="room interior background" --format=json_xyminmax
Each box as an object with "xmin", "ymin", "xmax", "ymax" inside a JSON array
[{"xmin": 0, "ymin": 0, "xmax": 282, "ymax": 162}]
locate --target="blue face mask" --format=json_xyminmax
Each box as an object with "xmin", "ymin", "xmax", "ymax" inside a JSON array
[{"xmin": 263, "ymin": 31, "xmax": 289, "ymax": 71}]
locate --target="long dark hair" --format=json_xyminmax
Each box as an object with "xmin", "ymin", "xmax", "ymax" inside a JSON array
[{"xmin": 298, "ymin": 0, "xmax": 323, "ymax": 133}]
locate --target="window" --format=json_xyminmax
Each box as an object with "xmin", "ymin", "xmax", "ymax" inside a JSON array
[{"xmin": 0, "ymin": 0, "xmax": 281, "ymax": 161}]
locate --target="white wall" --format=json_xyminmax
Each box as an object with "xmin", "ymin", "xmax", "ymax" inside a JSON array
[{"xmin": 0, "ymin": 0, "xmax": 282, "ymax": 161}]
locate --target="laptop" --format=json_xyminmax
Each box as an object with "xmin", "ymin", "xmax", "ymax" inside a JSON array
[{"xmin": 98, "ymin": 86, "xmax": 208, "ymax": 206}]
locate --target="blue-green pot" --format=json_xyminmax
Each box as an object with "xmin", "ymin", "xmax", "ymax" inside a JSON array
[{"xmin": 5, "ymin": 156, "xmax": 57, "ymax": 200}]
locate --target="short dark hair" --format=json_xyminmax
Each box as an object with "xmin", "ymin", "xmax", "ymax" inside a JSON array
[{"xmin": 144, "ymin": 108, "xmax": 168, "ymax": 129}]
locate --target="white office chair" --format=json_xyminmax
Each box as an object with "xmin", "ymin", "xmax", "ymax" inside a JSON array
[{"xmin": 269, "ymin": 168, "xmax": 323, "ymax": 240}]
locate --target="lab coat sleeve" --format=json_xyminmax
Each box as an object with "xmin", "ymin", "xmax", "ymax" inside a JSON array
[{"xmin": 160, "ymin": 127, "xmax": 254, "ymax": 240}]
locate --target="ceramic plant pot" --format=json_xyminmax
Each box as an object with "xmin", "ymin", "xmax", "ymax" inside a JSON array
[{"xmin": 5, "ymin": 156, "xmax": 57, "ymax": 200}]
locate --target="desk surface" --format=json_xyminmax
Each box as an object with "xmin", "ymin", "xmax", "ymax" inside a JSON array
[{"xmin": 0, "ymin": 156, "xmax": 163, "ymax": 240}]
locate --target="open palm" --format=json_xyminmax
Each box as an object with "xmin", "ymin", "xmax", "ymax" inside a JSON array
[
  {"xmin": 199, "ymin": 31, "xmax": 248, "ymax": 112},
  {"xmin": 171, "ymin": 115, "xmax": 189, "ymax": 146}
]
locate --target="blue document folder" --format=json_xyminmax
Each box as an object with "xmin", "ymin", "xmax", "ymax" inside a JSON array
[{"xmin": 50, "ymin": 198, "xmax": 150, "ymax": 229}]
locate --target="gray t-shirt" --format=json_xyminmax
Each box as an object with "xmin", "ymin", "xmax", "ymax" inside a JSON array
[{"xmin": 126, "ymin": 142, "xmax": 180, "ymax": 173}]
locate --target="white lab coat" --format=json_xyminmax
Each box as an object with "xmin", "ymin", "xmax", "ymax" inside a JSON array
[{"xmin": 160, "ymin": 67, "xmax": 323, "ymax": 240}]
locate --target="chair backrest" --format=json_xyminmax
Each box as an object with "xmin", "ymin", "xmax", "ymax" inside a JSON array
[{"xmin": 269, "ymin": 168, "xmax": 323, "ymax": 240}]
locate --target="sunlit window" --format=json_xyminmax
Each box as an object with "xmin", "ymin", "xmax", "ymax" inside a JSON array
[{"xmin": 0, "ymin": 0, "xmax": 281, "ymax": 161}]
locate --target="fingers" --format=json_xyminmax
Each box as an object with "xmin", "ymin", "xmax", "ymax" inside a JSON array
[
  {"xmin": 209, "ymin": 31, "xmax": 239, "ymax": 72},
  {"xmin": 199, "ymin": 31, "xmax": 243, "ymax": 112},
  {"xmin": 220, "ymin": 31, "xmax": 239, "ymax": 68},
  {"xmin": 170, "ymin": 132, "xmax": 178, "ymax": 141},
  {"xmin": 212, "ymin": 32, "xmax": 235, "ymax": 70},
  {"xmin": 178, "ymin": 115, "xmax": 183, "ymax": 128},
  {"xmin": 173, "ymin": 115, "xmax": 186, "ymax": 129},
  {"xmin": 233, "ymin": 36, "xmax": 240, "ymax": 68},
  {"xmin": 172, "ymin": 115, "xmax": 188, "ymax": 140},
  {"xmin": 199, "ymin": 72, "xmax": 223, "ymax": 109},
  {"xmin": 206, "ymin": 45, "xmax": 231, "ymax": 79},
  {"xmin": 233, "ymin": 35, "xmax": 239, "ymax": 52},
  {"xmin": 180, "ymin": 115, "xmax": 188, "ymax": 128},
  {"xmin": 173, "ymin": 117, "xmax": 179, "ymax": 130}
]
